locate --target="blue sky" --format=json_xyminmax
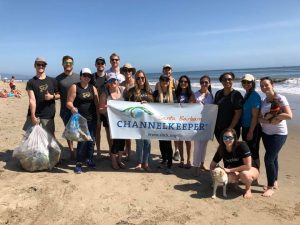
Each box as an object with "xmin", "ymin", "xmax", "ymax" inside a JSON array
[{"xmin": 1, "ymin": 0, "xmax": 300, "ymax": 77}]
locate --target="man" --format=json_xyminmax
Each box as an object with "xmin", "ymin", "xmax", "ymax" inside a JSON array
[
  {"xmin": 56, "ymin": 55, "xmax": 80, "ymax": 160},
  {"xmin": 106, "ymin": 53, "xmax": 125, "ymax": 85},
  {"xmin": 24, "ymin": 57, "xmax": 59, "ymax": 135},
  {"xmin": 92, "ymin": 57, "xmax": 112, "ymax": 158}
]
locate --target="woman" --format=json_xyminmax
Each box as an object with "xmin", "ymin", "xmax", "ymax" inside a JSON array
[
  {"xmin": 120, "ymin": 63, "xmax": 136, "ymax": 161},
  {"xmin": 175, "ymin": 75, "xmax": 195, "ymax": 169},
  {"xmin": 66, "ymin": 68, "xmax": 99, "ymax": 174},
  {"xmin": 214, "ymin": 72, "xmax": 243, "ymax": 142},
  {"xmin": 241, "ymin": 74, "xmax": 262, "ymax": 169},
  {"xmin": 153, "ymin": 74, "xmax": 177, "ymax": 174},
  {"xmin": 193, "ymin": 75, "xmax": 214, "ymax": 175},
  {"xmin": 210, "ymin": 128, "xmax": 259, "ymax": 199},
  {"xmin": 99, "ymin": 73, "xmax": 126, "ymax": 170},
  {"xmin": 126, "ymin": 70, "xmax": 153, "ymax": 171},
  {"xmin": 258, "ymin": 77, "xmax": 292, "ymax": 197}
]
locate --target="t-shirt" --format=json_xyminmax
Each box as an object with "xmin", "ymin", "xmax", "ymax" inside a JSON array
[
  {"xmin": 74, "ymin": 83, "xmax": 97, "ymax": 122},
  {"xmin": 214, "ymin": 89, "xmax": 243, "ymax": 130},
  {"xmin": 90, "ymin": 72, "xmax": 106, "ymax": 94},
  {"xmin": 241, "ymin": 91, "xmax": 261, "ymax": 127},
  {"xmin": 194, "ymin": 90, "xmax": 214, "ymax": 105},
  {"xmin": 26, "ymin": 76, "xmax": 58, "ymax": 119},
  {"xmin": 126, "ymin": 87, "xmax": 153, "ymax": 102},
  {"xmin": 153, "ymin": 90, "xmax": 177, "ymax": 103},
  {"xmin": 56, "ymin": 72, "xmax": 80, "ymax": 112},
  {"xmin": 212, "ymin": 142, "xmax": 251, "ymax": 168},
  {"xmin": 260, "ymin": 94, "xmax": 289, "ymax": 135},
  {"xmin": 178, "ymin": 93, "xmax": 189, "ymax": 103}
]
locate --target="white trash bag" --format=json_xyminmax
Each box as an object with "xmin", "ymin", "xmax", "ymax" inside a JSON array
[{"xmin": 13, "ymin": 125, "xmax": 61, "ymax": 172}]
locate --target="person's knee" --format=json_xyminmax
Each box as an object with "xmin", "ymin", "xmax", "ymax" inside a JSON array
[{"xmin": 239, "ymin": 171, "xmax": 253, "ymax": 184}]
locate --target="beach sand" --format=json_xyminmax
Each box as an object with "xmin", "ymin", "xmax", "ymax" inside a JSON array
[{"xmin": 0, "ymin": 82, "xmax": 299, "ymax": 225}]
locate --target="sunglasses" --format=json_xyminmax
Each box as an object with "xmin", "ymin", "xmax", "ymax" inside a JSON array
[
  {"xmin": 64, "ymin": 61, "xmax": 73, "ymax": 65},
  {"xmin": 123, "ymin": 69, "xmax": 132, "ymax": 73},
  {"xmin": 111, "ymin": 58, "xmax": 119, "ymax": 62},
  {"xmin": 200, "ymin": 81, "xmax": 209, "ymax": 85},
  {"xmin": 180, "ymin": 80, "xmax": 188, "ymax": 84},
  {"xmin": 107, "ymin": 78, "xmax": 117, "ymax": 84},
  {"xmin": 96, "ymin": 62, "xmax": 105, "ymax": 66},
  {"xmin": 223, "ymin": 135, "xmax": 235, "ymax": 141},
  {"xmin": 82, "ymin": 74, "xmax": 91, "ymax": 78},
  {"xmin": 222, "ymin": 78, "xmax": 233, "ymax": 82},
  {"xmin": 241, "ymin": 80, "xmax": 252, "ymax": 85},
  {"xmin": 36, "ymin": 63, "xmax": 46, "ymax": 67},
  {"xmin": 136, "ymin": 76, "xmax": 145, "ymax": 81}
]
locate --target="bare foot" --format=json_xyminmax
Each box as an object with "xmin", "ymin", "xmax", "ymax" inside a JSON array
[
  {"xmin": 199, "ymin": 165, "xmax": 209, "ymax": 171},
  {"xmin": 143, "ymin": 166, "xmax": 152, "ymax": 172},
  {"xmin": 243, "ymin": 189, "xmax": 252, "ymax": 199},
  {"xmin": 263, "ymin": 183, "xmax": 278, "ymax": 190},
  {"xmin": 262, "ymin": 188, "xmax": 275, "ymax": 197}
]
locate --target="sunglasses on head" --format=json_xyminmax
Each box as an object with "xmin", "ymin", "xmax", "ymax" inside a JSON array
[
  {"xmin": 136, "ymin": 76, "xmax": 145, "ymax": 81},
  {"xmin": 107, "ymin": 78, "xmax": 117, "ymax": 84},
  {"xmin": 36, "ymin": 63, "xmax": 46, "ymax": 67},
  {"xmin": 200, "ymin": 80, "xmax": 209, "ymax": 85},
  {"xmin": 223, "ymin": 135, "xmax": 234, "ymax": 141},
  {"xmin": 82, "ymin": 73, "xmax": 91, "ymax": 78},
  {"xmin": 241, "ymin": 80, "xmax": 252, "ymax": 85}
]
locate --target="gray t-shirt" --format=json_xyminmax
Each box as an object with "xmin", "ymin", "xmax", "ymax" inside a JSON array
[{"xmin": 56, "ymin": 72, "xmax": 80, "ymax": 112}]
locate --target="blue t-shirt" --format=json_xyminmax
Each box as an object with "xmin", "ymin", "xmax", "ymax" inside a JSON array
[{"xmin": 241, "ymin": 91, "xmax": 261, "ymax": 127}]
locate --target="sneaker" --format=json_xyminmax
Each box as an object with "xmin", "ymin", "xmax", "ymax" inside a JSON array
[
  {"xmin": 158, "ymin": 161, "xmax": 167, "ymax": 169},
  {"xmin": 173, "ymin": 150, "xmax": 180, "ymax": 161},
  {"xmin": 74, "ymin": 164, "xmax": 82, "ymax": 174},
  {"xmin": 86, "ymin": 160, "xmax": 96, "ymax": 169}
]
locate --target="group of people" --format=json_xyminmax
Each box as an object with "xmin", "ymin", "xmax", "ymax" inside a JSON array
[
  {"xmin": 0, "ymin": 76, "xmax": 22, "ymax": 98},
  {"xmin": 24, "ymin": 53, "xmax": 292, "ymax": 198}
]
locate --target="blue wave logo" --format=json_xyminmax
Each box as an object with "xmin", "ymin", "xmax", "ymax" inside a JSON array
[{"xmin": 122, "ymin": 106, "xmax": 153, "ymax": 118}]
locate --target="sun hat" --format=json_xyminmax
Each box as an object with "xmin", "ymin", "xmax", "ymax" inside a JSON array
[
  {"xmin": 80, "ymin": 68, "xmax": 92, "ymax": 76},
  {"xmin": 242, "ymin": 74, "xmax": 255, "ymax": 82},
  {"xmin": 159, "ymin": 74, "xmax": 170, "ymax": 81},
  {"xmin": 95, "ymin": 57, "xmax": 106, "ymax": 64},
  {"xmin": 163, "ymin": 64, "xmax": 172, "ymax": 69},
  {"xmin": 120, "ymin": 63, "xmax": 136, "ymax": 74},
  {"xmin": 35, "ymin": 57, "xmax": 47, "ymax": 65}
]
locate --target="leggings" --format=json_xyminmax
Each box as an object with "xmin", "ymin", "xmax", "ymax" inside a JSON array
[
  {"xmin": 159, "ymin": 140, "xmax": 173, "ymax": 169},
  {"xmin": 242, "ymin": 124, "xmax": 262, "ymax": 160}
]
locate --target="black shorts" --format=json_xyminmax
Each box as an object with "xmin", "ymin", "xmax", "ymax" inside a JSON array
[
  {"xmin": 99, "ymin": 113, "xmax": 109, "ymax": 128},
  {"xmin": 111, "ymin": 139, "xmax": 125, "ymax": 154}
]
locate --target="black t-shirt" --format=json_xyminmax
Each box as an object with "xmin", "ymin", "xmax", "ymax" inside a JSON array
[
  {"xmin": 212, "ymin": 142, "xmax": 251, "ymax": 168},
  {"xmin": 90, "ymin": 72, "xmax": 106, "ymax": 94},
  {"xmin": 74, "ymin": 83, "xmax": 97, "ymax": 122},
  {"xmin": 26, "ymin": 76, "xmax": 58, "ymax": 119},
  {"xmin": 214, "ymin": 89, "xmax": 243, "ymax": 129},
  {"xmin": 126, "ymin": 87, "xmax": 153, "ymax": 102},
  {"xmin": 153, "ymin": 90, "xmax": 177, "ymax": 103}
]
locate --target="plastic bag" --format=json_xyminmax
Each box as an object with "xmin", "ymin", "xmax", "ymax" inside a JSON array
[
  {"xmin": 13, "ymin": 125, "xmax": 61, "ymax": 171},
  {"xmin": 62, "ymin": 112, "xmax": 92, "ymax": 142}
]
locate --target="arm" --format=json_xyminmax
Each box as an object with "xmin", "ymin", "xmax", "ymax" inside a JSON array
[
  {"xmin": 210, "ymin": 160, "xmax": 217, "ymax": 170},
  {"xmin": 271, "ymin": 105, "xmax": 293, "ymax": 124},
  {"xmin": 93, "ymin": 86, "xmax": 100, "ymax": 121},
  {"xmin": 27, "ymin": 90, "xmax": 39, "ymax": 125},
  {"xmin": 189, "ymin": 93, "xmax": 196, "ymax": 103},
  {"xmin": 229, "ymin": 109, "xmax": 242, "ymax": 129},
  {"xmin": 66, "ymin": 84, "xmax": 77, "ymax": 114},
  {"xmin": 99, "ymin": 92, "xmax": 107, "ymax": 114}
]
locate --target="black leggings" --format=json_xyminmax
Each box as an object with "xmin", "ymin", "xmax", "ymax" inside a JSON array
[
  {"xmin": 242, "ymin": 124, "xmax": 262, "ymax": 160},
  {"xmin": 159, "ymin": 140, "xmax": 173, "ymax": 168},
  {"xmin": 111, "ymin": 139, "xmax": 125, "ymax": 154}
]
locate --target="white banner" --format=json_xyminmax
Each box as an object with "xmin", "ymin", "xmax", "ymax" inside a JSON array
[{"xmin": 107, "ymin": 100, "xmax": 218, "ymax": 141}]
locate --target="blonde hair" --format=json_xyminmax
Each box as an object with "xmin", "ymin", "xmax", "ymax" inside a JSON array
[{"xmin": 158, "ymin": 81, "xmax": 174, "ymax": 103}]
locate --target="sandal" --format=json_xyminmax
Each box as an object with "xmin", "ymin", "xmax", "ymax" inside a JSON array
[
  {"xmin": 178, "ymin": 161, "xmax": 184, "ymax": 168},
  {"xmin": 185, "ymin": 162, "xmax": 192, "ymax": 169},
  {"xmin": 118, "ymin": 161, "xmax": 126, "ymax": 169}
]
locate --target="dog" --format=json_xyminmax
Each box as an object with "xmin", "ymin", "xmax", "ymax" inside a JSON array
[{"xmin": 211, "ymin": 167, "xmax": 228, "ymax": 199}]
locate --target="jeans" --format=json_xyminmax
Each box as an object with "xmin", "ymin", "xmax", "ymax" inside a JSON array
[
  {"xmin": 136, "ymin": 139, "xmax": 151, "ymax": 164},
  {"xmin": 159, "ymin": 140, "xmax": 173, "ymax": 168},
  {"xmin": 76, "ymin": 120, "xmax": 96, "ymax": 163},
  {"xmin": 262, "ymin": 132, "xmax": 287, "ymax": 187}
]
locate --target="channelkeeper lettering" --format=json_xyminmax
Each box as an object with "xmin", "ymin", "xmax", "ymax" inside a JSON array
[{"xmin": 116, "ymin": 120, "xmax": 208, "ymax": 130}]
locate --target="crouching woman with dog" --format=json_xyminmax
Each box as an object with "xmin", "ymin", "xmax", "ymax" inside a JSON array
[{"xmin": 210, "ymin": 128, "xmax": 259, "ymax": 199}]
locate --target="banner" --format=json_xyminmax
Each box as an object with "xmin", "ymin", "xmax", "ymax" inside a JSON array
[{"xmin": 107, "ymin": 100, "xmax": 218, "ymax": 141}]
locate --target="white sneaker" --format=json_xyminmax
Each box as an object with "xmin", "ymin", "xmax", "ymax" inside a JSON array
[{"xmin": 173, "ymin": 150, "xmax": 180, "ymax": 161}]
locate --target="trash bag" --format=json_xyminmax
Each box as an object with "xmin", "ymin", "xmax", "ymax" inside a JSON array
[
  {"xmin": 13, "ymin": 125, "xmax": 61, "ymax": 171},
  {"xmin": 62, "ymin": 112, "xmax": 92, "ymax": 142}
]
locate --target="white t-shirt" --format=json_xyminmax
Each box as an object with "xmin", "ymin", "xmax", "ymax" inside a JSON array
[
  {"xmin": 260, "ymin": 94, "xmax": 289, "ymax": 135},
  {"xmin": 194, "ymin": 90, "xmax": 214, "ymax": 105}
]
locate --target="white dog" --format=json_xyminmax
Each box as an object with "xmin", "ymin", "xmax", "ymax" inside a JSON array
[{"xmin": 211, "ymin": 167, "xmax": 228, "ymax": 199}]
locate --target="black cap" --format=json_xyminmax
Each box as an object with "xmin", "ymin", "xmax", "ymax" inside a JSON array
[{"xmin": 95, "ymin": 57, "xmax": 106, "ymax": 64}]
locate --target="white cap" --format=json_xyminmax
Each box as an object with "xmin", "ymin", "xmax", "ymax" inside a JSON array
[
  {"xmin": 80, "ymin": 68, "xmax": 92, "ymax": 75},
  {"xmin": 106, "ymin": 72, "xmax": 125, "ymax": 83},
  {"xmin": 242, "ymin": 74, "xmax": 255, "ymax": 81}
]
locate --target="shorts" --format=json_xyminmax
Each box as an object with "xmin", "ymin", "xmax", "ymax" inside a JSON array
[
  {"xmin": 111, "ymin": 139, "xmax": 125, "ymax": 154},
  {"xmin": 99, "ymin": 113, "xmax": 109, "ymax": 128},
  {"xmin": 60, "ymin": 108, "xmax": 72, "ymax": 126},
  {"xmin": 23, "ymin": 116, "xmax": 55, "ymax": 135}
]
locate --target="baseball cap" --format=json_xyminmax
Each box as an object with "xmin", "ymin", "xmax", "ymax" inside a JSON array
[
  {"xmin": 35, "ymin": 57, "xmax": 47, "ymax": 65},
  {"xmin": 106, "ymin": 72, "xmax": 119, "ymax": 82},
  {"xmin": 242, "ymin": 74, "xmax": 255, "ymax": 82},
  {"xmin": 95, "ymin": 57, "xmax": 106, "ymax": 64},
  {"xmin": 163, "ymin": 64, "xmax": 172, "ymax": 69},
  {"xmin": 80, "ymin": 68, "xmax": 92, "ymax": 76}
]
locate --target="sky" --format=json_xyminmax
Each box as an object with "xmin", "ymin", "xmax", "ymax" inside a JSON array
[{"xmin": 1, "ymin": 0, "xmax": 300, "ymax": 77}]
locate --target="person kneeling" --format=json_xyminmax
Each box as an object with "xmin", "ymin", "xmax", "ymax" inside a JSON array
[{"xmin": 210, "ymin": 128, "xmax": 259, "ymax": 199}]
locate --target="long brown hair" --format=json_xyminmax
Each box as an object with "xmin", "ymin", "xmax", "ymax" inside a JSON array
[
  {"xmin": 131, "ymin": 70, "xmax": 153, "ymax": 102},
  {"xmin": 217, "ymin": 128, "xmax": 238, "ymax": 158},
  {"xmin": 158, "ymin": 78, "xmax": 174, "ymax": 103}
]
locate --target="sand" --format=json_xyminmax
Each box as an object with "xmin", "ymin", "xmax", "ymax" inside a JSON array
[{"xmin": 0, "ymin": 82, "xmax": 299, "ymax": 225}]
